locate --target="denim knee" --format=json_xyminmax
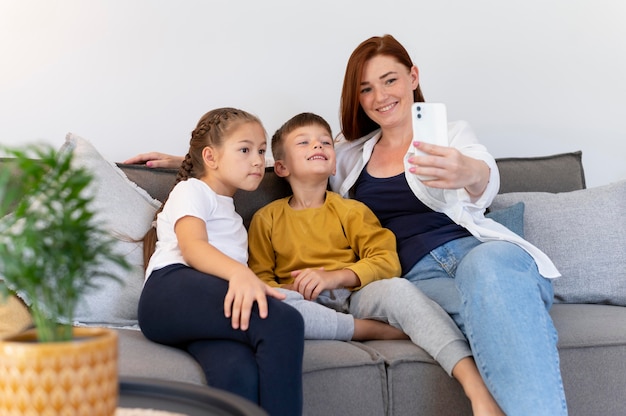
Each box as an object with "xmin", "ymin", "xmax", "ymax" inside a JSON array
[
  {"xmin": 456, "ymin": 240, "xmax": 554, "ymax": 309},
  {"xmin": 458, "ymin": 241, "xmax": 532, "ymax": 281}
]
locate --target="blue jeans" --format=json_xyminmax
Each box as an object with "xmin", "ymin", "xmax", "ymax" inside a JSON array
[{"xmin": 404, "ymin": 236, "xmax": 568, "ymax": 416}]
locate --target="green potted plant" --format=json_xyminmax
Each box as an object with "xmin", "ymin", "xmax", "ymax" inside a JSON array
[{"xmin": 0, "ymin": 142, "xmax": 130, "ymax": 415}]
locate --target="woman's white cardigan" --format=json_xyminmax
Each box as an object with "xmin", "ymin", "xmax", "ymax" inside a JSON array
[{"xmin": 329, "ymin": 120, "xmax": 560, "ymax": 279}]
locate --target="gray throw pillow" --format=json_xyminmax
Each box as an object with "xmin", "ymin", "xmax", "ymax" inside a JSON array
[
  {"xmin": 62, "ymin": 133, "xmax": 161, "ymax": 327},
  {"xmin": 490, "ymin": 180, "xmax": 626, "ymax": 306}
]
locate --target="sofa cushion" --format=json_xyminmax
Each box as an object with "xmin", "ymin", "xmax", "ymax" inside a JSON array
[
  {"xmin": 118, "ymin": 150, "xmax": 585, "ymax": 229},
  {"xmin": 117, "ymin": 328, "xmax": 206, "ymax": 384},
  {"xmin": 490, "ymin": 180, "xmax": 626, "ymax": 306},
  {"xmin": 485, "ymin": 202, "xmax": 525, "ymax": 237},
  {"xmin": 62, "ymin": 133, "xmax": 161, "ymax": 326},
  {"xmin": 495, "ymin": 151, "xmax": 586, "ymax": 194},
  {"xmin": 233, "ymin": 170, "xmax": 292, "ymax": 228},
  {"xmin": 116, "ymin": 164, "xmax": 177, "ymax": 204},
  {"xmin": 361, "ymin": 340, "xmax": 471, "ymax": 416},
  {"xmin": 118, "ymin": 164, "xmax": 292, "ymax": 229},
  {"xmin": 117, "ymin": 329, "xmax": 389, "ymax": 416},
  {"xmin": 300, "ymin": 340, "xmax": 388, "ymax": 416},
  {"xmin": 551, "ymin": 303, "xmax": 626, "ymax": 348},
  {"xmin": 550, "ymin": 303, "xmax": 626, "ymax": 416}
]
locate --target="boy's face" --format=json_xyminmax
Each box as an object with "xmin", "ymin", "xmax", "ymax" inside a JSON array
[{"xmin": 277, "ymin": 124, "xmax": 336, "ymax": 180}]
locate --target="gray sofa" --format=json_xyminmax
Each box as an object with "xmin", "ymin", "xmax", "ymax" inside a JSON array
[
  {"xmin": 113, "ymin": 150, "xmax": 626, "ymax": 416},
  {"xmin": 3, "ymin": 144, "xmax": 625, "ymax": 415}
]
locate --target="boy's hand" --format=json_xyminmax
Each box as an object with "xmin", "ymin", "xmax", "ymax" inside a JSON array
[
  {"xmin": 224, "ymin": 269, "xmax": 285, "ymax": 330},
  {"xmin": 291, "ymin": 268, "xmax": 344, "ymax": 300}
]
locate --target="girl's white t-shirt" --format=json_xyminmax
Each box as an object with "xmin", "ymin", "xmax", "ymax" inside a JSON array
[{"xmin": 144, "ymin": 178, "xmax": 248, "ymax": 280}]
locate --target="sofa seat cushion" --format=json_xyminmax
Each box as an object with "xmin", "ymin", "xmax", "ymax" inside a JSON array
[
  {"xmin": 359, "ymin": 340, "xmax": 471, "ymax": 416},
  {"xmin": 117, "ymin": 330, "xmax": 389, "ymax": 416},
  {"xmin": 301, "ymin": 340, "xmax": 388, "ymax": 416},
  {"xmin": 551, "ymin": 303, "xmax": 626, "ymax": 348},
  {"xmin": 117, "ymin": 329, "xmax": 206, "ymax": 385},
  {"xmin": 550, "ymin": 304, "xmax": 626, "ymax": 416}
]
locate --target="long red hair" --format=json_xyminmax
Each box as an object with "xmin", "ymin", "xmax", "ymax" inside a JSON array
[{"xmin": 340, "ymin": 34, "xmax": 425, "ymax": 141}]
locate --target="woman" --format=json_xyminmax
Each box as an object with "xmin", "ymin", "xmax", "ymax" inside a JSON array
[
  {"xmin": 124, "ymin": 34, "xmax": 568, "ymax": 415},
  {"xmin": 331, "ymin": 34, "xmax": 567, "ymax": 416}
]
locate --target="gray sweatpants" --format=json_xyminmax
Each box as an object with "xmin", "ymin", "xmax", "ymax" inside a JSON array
[
  {"xmin": 279, "ymin": 277, "xmax": 471, "ymax": 375},
  {"xmin": 277, "ymin": 287, "xmax": 355, "ymax": 341}
]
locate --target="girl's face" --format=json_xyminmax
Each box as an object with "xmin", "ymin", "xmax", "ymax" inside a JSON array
[
  {"xmin": 358, "ymin": 54, "xmax": 419, "ymax": 133},
  {"xmin": 203, "ymin": 121, "xmax": 266, "ymax": 196}
]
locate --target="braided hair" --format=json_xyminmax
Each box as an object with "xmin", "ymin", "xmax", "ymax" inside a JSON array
[{"xmin": 142, "ymin": 107, "xmax": 263, "ymax": 270}]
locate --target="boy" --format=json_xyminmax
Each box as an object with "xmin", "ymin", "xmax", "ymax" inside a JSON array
[
  {"xmin": 248, "ymin": 112, "xmax": 461, "ymax": 353},
  {"xmin": 247, "ymin": 113, "xmax": 503, "ymax": 415},
  {"xmin": 249, "ymin": 112, "xmax": 405, "ymax": 341}
]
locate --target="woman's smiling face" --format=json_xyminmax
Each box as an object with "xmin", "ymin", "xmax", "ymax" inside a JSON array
[{"xmin": 358, "ymin": 54, "xmax": 419, "ymax": 132}]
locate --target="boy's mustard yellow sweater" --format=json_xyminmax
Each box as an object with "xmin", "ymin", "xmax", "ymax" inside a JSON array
[{"xmin": 248, "ymin": 191, "xmax": 401, "ymax": 289}]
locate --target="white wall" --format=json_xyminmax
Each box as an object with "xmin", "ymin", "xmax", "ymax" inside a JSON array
[{"xmin": 1, "ymin": 0, "xmax": 625, "ymax": 187}]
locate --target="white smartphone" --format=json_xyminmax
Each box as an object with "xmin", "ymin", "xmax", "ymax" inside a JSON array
[{"xmin": 411, "ymin": 102, "xmax": 448, "ymax": 156}]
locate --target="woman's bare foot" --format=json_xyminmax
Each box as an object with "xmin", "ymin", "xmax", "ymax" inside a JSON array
[
  {"xmin": 452, "ymin": 357, "xmax": 505, "ymax": 416},
  {"xmin": 352, "ymin": 318, "xmax": 409, "ymax": 341}
]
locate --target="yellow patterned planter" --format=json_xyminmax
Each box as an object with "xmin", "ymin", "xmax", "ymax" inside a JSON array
[{"xmin": 0, "ymin": 327, "xmax": 118, "ymax": 416}]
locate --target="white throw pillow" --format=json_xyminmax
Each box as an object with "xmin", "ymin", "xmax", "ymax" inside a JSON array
[
  {"xmin": 61, "ymin": 133, "xmax": 161, "ymax": 327},
  {"xmin": 491, "ymin": 180, "xmax": 626, "ymax": 306}
]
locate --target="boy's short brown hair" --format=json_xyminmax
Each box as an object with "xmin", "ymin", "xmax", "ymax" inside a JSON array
[{"xmin": 271, "ymin": 113, "xmax": 332, "ymax": 161}]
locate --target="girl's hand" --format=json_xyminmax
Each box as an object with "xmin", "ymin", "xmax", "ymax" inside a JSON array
[
  {"xmin": 122, "ymin": 152, "xmax": 184, "ymax": 169},
  {"xmin": 223, "ymin": 269, "xmax": 285, "ymax": 330},
  {"xmin": 408, "ymin": 142, "xmax": 489, "ymax": 197}
]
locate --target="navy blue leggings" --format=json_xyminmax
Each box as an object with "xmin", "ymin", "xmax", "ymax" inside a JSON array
[{"xmin": 138, "ymin": 264, "xmax": 304, "ymax": 416}]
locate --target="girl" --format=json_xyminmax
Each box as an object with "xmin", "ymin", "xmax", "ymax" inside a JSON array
[{"xmin": 138, "ymin": 107, "xmax": 304, "ymax": 416}]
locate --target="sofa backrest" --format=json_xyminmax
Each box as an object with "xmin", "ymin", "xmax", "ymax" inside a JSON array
[
  {"xmin": 117, "ymin": 164, "xmax": 291, "ymax": 228},
  {"xmin": 495, "ymin": 150, "xmax": 585, "ymax": 193},
  {"xmin": 116, "ymin": 150, "xmax": 585, "ymax": 229}
]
